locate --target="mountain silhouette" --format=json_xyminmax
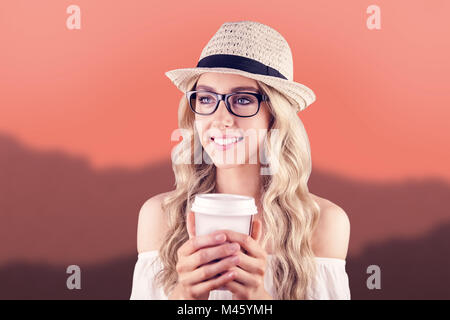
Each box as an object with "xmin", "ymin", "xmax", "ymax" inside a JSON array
[
  {"xmin": 308, "ymin": 169, "xmax": 450, "ymax": 255},
  {"xmin": 0, "ymin": 221, "xmax": 448, "ymax": 299},
  {"xmin": 0, "ymin": 132, "xmax": 175, "ymax": 265},
  {"xmin": 346, "ymin": 221, "xmax": 450, "ymax": 299},
  {"xmin": 0, "ymin": 131, "xmax": 449, "ymax": 299}
]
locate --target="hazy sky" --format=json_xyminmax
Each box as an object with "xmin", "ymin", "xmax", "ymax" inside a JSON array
[{"xmin": 1, "ymin": 0, "xmax": 449, "ymax": 182}]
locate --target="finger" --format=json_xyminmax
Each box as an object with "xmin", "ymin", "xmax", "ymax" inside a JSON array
[
  {"xmin": 189, "ymin": 270, "xmax": 237, "ymax": 299},
  {"xmin": 251, "ymin": 218, "xmax": 262, "ymax": 242},
  {"xmin": 233, "ymin": 251, "xmax": 266, "ymax": 275},
  {"xmin": 186, "ymin": 211, "xmax": 196, "ymax": 239},
  {"xmin": 180, "ymin": 254, "xmax": 239, "ymax": 286},
  {"xmin": 178, "ymin": 230, "xmax": 227, "ymax": 257},
  {"xmin": 228, "ymin": 266, "xmax": 259, "ymax": 287},
  {"xmin": 218, "ymin": 229, "xmax": 265, "ymax": 259},
  {"xmin": 222, "ymin": 280, "xmax": 248, "ymax": 300},
  {"xmin": 183, "ymin": 242, "xmax": 240, "ymax": 271}
]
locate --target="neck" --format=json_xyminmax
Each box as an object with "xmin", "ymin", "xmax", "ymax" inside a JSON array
[{"xmin": 215, "ymin": 164, "xmax": 263, "ymax": 218}]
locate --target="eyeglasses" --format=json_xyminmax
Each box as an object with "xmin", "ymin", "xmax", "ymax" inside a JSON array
[{"xmin": 186, "ymin": 90, "xmax": 269, "ymax": 118}]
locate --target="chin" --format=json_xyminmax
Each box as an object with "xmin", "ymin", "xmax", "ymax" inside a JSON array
[
  {"xmin": 205, "ymin": 149, "xmax": 260, "ymax": 167},
  {"xmin": 212, "ymin": 162, "xmax": 244, "ymax": 169}
]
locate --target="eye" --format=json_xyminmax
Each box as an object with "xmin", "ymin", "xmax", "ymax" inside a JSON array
[
  {"xmin": 199, "ymin": 97, "xmax": 212, "ymax": 104},
  {"xmin": 237, "ymin": 98, "xmax": 251, "ymax": 104},
  {"xmin": 232, "ymin": 94, "xmax": 257, "ymax": 106},
  {"xmin": 196, "ymin": 93, "xmax": 217, "ymax": 105}
]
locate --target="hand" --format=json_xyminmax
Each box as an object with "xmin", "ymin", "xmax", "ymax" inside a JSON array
[
  {"xmin": 169, "ymin": 211, "xmax": 240, "ymax": 300},
  {"xmin": 219, "ymin": 219, "xmax": 273, "ymax": 300}
]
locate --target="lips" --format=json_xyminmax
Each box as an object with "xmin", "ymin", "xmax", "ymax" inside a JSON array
[
  {"xmin": 211, "ymin": 136, "xmax": 244, "ymax": 145},
  {"xmin": 210, "ymin": 135, "xmax": 244, "ymax": 150}
]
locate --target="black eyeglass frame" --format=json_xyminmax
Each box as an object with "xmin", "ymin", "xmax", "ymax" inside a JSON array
[{"xmin": 185, "ymin": 90, "xmax": 269, "ymax": 118}]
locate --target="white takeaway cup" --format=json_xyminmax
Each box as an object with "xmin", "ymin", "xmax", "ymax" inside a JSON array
[{"xmin": 191, "ymin": 193, "xmax": 258, "ymax": 291}]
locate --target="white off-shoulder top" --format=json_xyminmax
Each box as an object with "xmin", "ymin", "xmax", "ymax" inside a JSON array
[{"xmin": 130, "ymin": 250, "xmax": 351, "ymax": 300}]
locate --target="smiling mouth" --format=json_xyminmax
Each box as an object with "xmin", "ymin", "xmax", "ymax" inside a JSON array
[{"xmin": 211, "ymin": 136, "xmax": 244, "ymax": 146}]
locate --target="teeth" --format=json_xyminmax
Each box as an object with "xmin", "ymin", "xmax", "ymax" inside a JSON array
[{"xmin": 213, "ymin": 137, "xmax": 243, "ymax": 145}]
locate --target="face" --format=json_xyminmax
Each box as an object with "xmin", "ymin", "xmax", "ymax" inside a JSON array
[{"xmin": 193, "ymin": 72, "xmax": 272, "ymax": 168}]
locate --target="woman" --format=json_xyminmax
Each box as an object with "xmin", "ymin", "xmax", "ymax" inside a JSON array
[{"xmin": 130, "ymin": 20, "xmax": 350, "ymax": 300}]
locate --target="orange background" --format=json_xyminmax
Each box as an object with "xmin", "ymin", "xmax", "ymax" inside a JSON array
[
  {"xmin": 0, "ymin": 0, "xmax": 449, "ymax": 299},
  {"xmin": 1, "ymin": 0, "xmax": 449, "ymax": 181}
]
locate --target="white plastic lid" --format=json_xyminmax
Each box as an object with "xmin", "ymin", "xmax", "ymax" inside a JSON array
[{"xmin": 191, "ymin": 193, "xmax": 258, "ymax": 216}]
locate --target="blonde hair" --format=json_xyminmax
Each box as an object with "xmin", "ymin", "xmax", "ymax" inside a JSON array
[{"xmin": 155, "ymin": 76, "xmax": 320, "ymax": 299}]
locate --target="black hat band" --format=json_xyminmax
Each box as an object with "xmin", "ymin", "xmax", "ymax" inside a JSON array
[{"xmin": 196, "ymin": 54, "xmax": 288, "ymax": 80}]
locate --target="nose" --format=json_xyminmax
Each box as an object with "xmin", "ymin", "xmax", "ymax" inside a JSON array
[{"xmin": 213, "ymin": 99, "xmax": 234, "ymax": 127}]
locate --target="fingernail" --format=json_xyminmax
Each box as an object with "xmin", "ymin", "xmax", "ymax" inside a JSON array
[
  {"xmin": 215, "ymin": 234, "xmax": 225, "ymax": 242},
  {"xmin": 228, "ymin": 272, "xmax": 235, "ymax": 278},
  {"xmin": 230, "ymin": 243, "xmax": 239, "ymax": 251},
  {"xmin": 231, "ymin": 256, "xmax": 239, "ymax": 263}
]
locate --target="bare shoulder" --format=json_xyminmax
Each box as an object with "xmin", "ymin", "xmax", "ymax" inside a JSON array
[
  {"xmin": 310, "ymin": 193, "xmax": 351, "ymax": 260},
  {"xmin": 136, "ymin": 191, "xmax": 173, "ymax": 254}
]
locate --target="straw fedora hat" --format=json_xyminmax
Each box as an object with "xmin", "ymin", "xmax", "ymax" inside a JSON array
[{"xmin": 165, "ymin": 20, "xmax": 316, "ymax": 113}]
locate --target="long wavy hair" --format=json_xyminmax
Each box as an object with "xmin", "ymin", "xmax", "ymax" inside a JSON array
[{"xmin": 154, "ymin": 75, "xmax": 321, "ymax": 299}]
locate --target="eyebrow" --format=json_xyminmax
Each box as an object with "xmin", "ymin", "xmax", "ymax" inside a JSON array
[{"xmin": 195, "ymin": 85, "xmax": 259, "ymax": 93}]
